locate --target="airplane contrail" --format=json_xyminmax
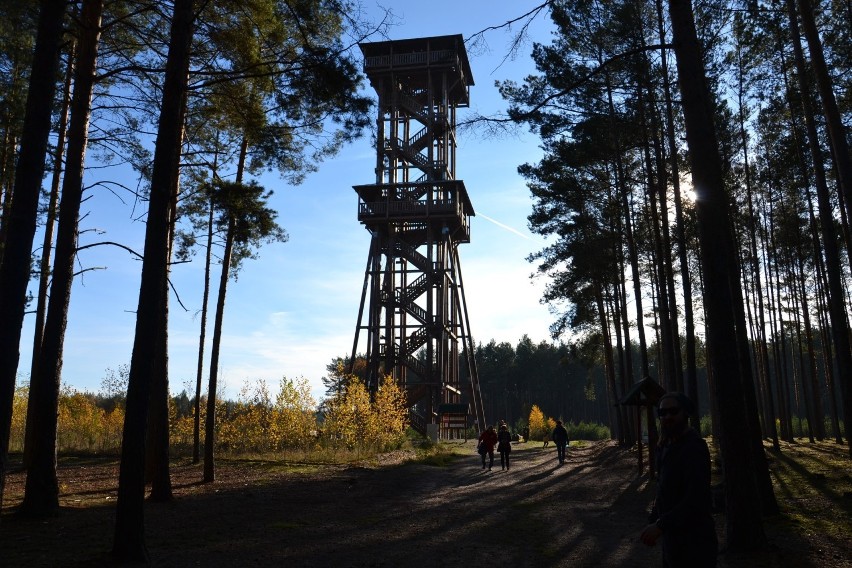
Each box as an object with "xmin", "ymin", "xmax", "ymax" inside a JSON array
[{"xmin": 476, "ymin": 212, "xmax": 542, "ymax": 243}]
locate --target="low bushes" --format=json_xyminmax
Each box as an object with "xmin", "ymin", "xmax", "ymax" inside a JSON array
[{"xmin": 9, "ymin": 375, "xmax": 409, "ymax": 459}]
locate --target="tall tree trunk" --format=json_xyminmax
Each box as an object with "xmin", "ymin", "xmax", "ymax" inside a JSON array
[
  {"xmin": 800, "ymin": 216, "xmax": 828, "ymax": 443},
  {"xmin": 784, "ymin": 246, "xmax": 812, "ymax": 441},
  {"xmin": 638, "ymin": 18, "xmax": 682, "ymax": 391},
  {"xmin": 0, "ymin": 123, "xmax": 15, "ymax": 257},
  {"xmin": 788, "ymin": 0, "xmax": 846, "ymax": 448},
  {"xmin": 604, "ymin": 70, "xmax": 650, "ymax": 378},
  {"xmin": 653, "ymin": 121, "xmax": 684, "ymax": 393},
  {"xmin": 813, "ymin": 254, "xmax": 844, "ymax": 443},
  {"xmin": 667, "ymin": 0, "xmax": 769, "ymax": 549},
  {"xmin": 145, "ymin": 80, "xmax": 188, "ymax": 500},
  {"xmin": 145, "ymin": 263, "xmax": 173, "ymax": 501},
  {"xmin": 794, "ymin": 254, "xmax": 822, "ymax": 441},
  {"xmin": 695, "ymin": 263, "xmax": 722, "ymax": 442},
  {"xmin": 24, "ymin": 36, "xmax": 75, "ymax": 469},
  {"xmin": 620, "ymin": 178, "xmax": 650, "ymax": 379},
  {"xmin": 740, "ymin": 250, "xmax": 768, "ymax": 436},
  {"xmin": 203, "ymin": 136, "xmax": 248, "ymax": 483},
  {"xmin": 731, "ymin": 219, "xmax": 780, "ymax": 515},
  {"xmin": 18, "ymin": 0, "xmax": 103, "ymax": 518},
  {"xmin": 203, "ymin": 215, "xmax": 235, "ymax": 483},
  {"xmin": 609, "ymin": 276, "xmax": 629, "ymax": 445},
  {"xmin": 730, "ymin": 197, "xmax": 779, "ymax": 515},
  {"xmin": 0, "ymin": 0, "xmax": 66, "ymax": 514},
  {"xmin": 736, "ymin": 35, "xmax": 778, "ymax": 449},
  {"xmin": 620, "ymin": 261, "xmax": 639, "ymax": 444},
  {"xmin": 145, "ymin": 168, "xmax": 181, "ymax": 502},
  {"xmin": 193, "ymin": 186, "xmax": 215, "ymax": 464},
  {"xmin": 774, "ymin": 277, "xmax": 794, "ymax": 435},
  {"xmin": 616, "ymin": 233, "xmax": 637, "ymax": 446},
  {"xmin": 112, "ymin": 0, "xmax": 195, "ymax": 560},
  {"xmin": 765, "ymin": 208, "xmax": 792, "ymax": 442},
  {"xmin": 655, "ymin": 0, "xmax": 697, "ymax": 415},
  {"xmin": 797, "ymin": 0, "xmax": 852, "ymax": 457},
  {"xmin": 596, "ymin": 282, "xmax": 620, "ymax": 443},
  {"xmin": 636, "ymin": 77, "xmax": 676, "ymax": 389}
]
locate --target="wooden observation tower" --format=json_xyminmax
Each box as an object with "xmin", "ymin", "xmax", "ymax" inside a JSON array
[{"xmin": 350, "ymin": 35, "xmax": 486, "ymax": 436}]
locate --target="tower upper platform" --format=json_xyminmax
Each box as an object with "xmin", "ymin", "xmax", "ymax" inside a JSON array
[{"xmin": 359, "ymin": 34, "xmax": 474, "ymax": 107}]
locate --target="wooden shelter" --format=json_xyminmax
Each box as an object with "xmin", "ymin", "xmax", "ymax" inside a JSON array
[{"xmin": 619, "ymin": 376, "xmax": 666, "ymax": 477}]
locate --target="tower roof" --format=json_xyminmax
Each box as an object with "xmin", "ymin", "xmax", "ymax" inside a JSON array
[
  {"xmin": 359, "ymin": 34, "xmax": 474, "ymax": 105},
  {"xmin": 359, "ymin": 34, "xmax": 474, "ymax": 85}
]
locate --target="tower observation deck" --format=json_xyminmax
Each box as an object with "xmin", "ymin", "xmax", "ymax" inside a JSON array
[{"xmin": 349, "ymin": 34, "xmax": 486, "ymax": 436}]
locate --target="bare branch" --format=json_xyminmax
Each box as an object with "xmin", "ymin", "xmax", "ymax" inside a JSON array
[
  {"xmin": 73, "ymin": 241, "xmax": 189, "ymax": 312},
  {"xmin": 167, "ymin": 277, "xmax": 189, "ymax": 312},
  {"xmin": 72, "ymin": 266, "xmax": 107, "ymax": 278},
  {"xmin": 76, "ymin": 240, "xmax": 144, "ymax": 259},
  {"xmin": 466, "ymin": 1, "xmax": 552, "ymax": 72}
]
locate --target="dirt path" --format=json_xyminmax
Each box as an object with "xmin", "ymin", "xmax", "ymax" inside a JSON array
[
  {"xmin": 251, "ymin": 440, "xmax": 662, "ymax": 568},
  {"xmin": 1, "ymin": 440, "xmax": 845, "ymax": 567}
]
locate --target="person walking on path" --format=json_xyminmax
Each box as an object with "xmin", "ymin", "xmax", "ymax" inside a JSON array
[
  {"xmin": 477, "ymin": 425, "xmax": 498, "ymax": 471},
  {"xmin": 640, "ymin": 392, "xmax": 718, "ymax": 567},
  {"xmin": 496, "ymin": 424, "xmax": 512, "ymax": 470},
  {"xmin": 552, "ymin": 420, "xmax": 570, "ymax": 464}
]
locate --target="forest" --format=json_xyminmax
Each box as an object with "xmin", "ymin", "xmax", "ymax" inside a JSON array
[
  {"xmin": 489, "ymin": 0, "xmax": 852, "ymax": 552},
  {"xmin": 1, "ymin": 0, "xmax": 851, "ymax": 563}
]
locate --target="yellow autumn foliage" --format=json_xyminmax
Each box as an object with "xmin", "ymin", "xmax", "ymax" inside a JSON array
[
  {"xmin": 372, "ymin": 375, "xmax": 408, "ymax": 449},
  {"xmin": 8, "ymin": 374, "xmax": 406, "ymax": 458},
  {"xmin": 216, "ymin": 377, "xmax": 318, "ymax": 453},
  {"xmin": 322, "ymin": 375, "xmax": 408, "ymax": 453},
  {"xmin": 169, "ymin": 395, "xmax": 195, "ymax": 449},
  {"xmin": 8, "ymin": 385, "xmax": 30, "ymax": 453},
  {"xmin": 10, "ymin": 386, "xmax": 123, "ymax": 453},
  {"xmin": 528, "ymin": 405, "xmax": 558, "ymax": 441},
  {"xmin": 528, "ymin": 404, "xmax": 547, "ymax": 441}
]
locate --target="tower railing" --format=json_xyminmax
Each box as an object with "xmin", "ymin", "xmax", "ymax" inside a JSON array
[{"xmin": 364, "ymin": 49, "xmax": 459, "ymax": 70}]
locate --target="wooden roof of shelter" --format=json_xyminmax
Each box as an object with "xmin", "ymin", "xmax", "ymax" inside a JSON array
[{"xmin": 618, "ymin": 376, "xmax": 666, "ymax": 407}]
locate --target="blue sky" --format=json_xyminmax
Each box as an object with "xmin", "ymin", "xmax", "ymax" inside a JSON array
[{"xmin": 19, "ymin": 1, "xmax": 559, "ymax": 403}]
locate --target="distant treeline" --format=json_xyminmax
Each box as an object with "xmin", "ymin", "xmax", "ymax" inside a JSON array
[
  {"xmin": 461, "ymin": 335, "xmax": 707, "ymax": 434},
  {"xmin": 461, "ymin": 333, "xmax": 841, "ymax": 443}
]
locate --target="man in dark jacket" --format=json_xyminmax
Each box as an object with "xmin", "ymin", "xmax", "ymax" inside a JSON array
[
  {"xmin": 640, "ymin": 392, "xmax": 718, "ymax": 567},
  {"xmin": 551, "ymin": 420, "xmax": 570, "ymax": 464}
]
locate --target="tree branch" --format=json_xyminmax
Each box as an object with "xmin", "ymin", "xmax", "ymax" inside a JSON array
[
  {"xmin": 74, "ymin": 241, "xmax": 189, "ymax": 312},
  {"xmin": 465, "ymin": 42, "xmax": 674, "ymax": 130}
]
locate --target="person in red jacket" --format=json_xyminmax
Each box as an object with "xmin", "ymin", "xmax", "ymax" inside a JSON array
[{"xmin": 477, "ymin": 425, "xmax": 498, "ymax": 471}]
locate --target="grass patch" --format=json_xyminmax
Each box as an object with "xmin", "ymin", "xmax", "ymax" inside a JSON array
[
  {"xmin": 412, "ymin": 440, "xmax": 465, "ymax": 467},
  {"xmin": 765, "ymin": 440, "xmax": 852, "ymax": 542},
  {"xmin": 214, "ymin": 444, "xmax": 394, "ymax": 468},
  {"xmin": 703, "ymin": 436, "xmax": 852, "ymax": 564},
  {"xmin": 211, "ymin": 454, "xmax": 330, "ymax": 476}
]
